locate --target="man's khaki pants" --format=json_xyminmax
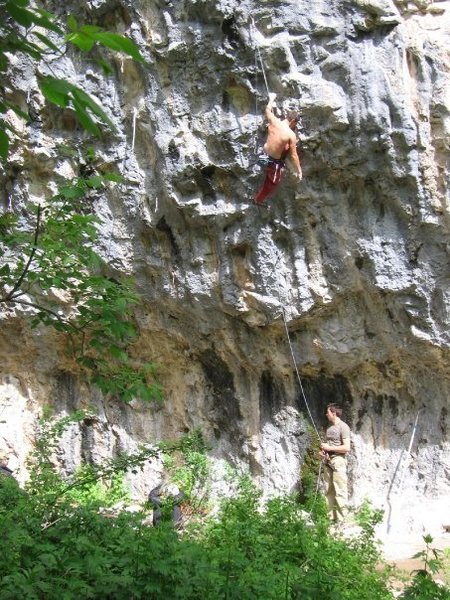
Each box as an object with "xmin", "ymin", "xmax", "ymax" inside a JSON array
[{"xmin": 323, "ymin": 455, "xmax": 348, "ymax": 522}]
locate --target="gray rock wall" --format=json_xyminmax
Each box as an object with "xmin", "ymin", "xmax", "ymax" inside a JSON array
[{"xmin": 0, "ymin": 0, "xmax": 449, "ymax": 536}]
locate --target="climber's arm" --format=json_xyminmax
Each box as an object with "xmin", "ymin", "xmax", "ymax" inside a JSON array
[
  {"xmin": 289, "ymin": 137, "xmax": 302, "ymax": 180},
  {"xmin": 265, "ymin": 93, "xmax": 278, "ymax": 124}
]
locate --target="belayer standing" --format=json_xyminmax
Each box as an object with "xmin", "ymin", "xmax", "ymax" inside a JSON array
[
  {"xmin": 319, "ymin": 404, "xmax": 351, "ymax": 524},
  {"xmin": 254, "ymin": 93, "xmax": 303, "ymax": 205}
]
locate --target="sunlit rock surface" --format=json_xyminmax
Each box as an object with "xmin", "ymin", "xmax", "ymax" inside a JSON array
[{"xmin": 0, "ymin": 0, "xmax": 449, "ymax": 537}]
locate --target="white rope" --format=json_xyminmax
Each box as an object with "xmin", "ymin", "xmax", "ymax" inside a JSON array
[
  {"xmin": 256, "ymin": 45, "xmax": 270, "ymax": 96},
  {"xmin": 253, "ymin": 38, "xmax": 260, "ymax": 154},
  {"xmin": 271, "ymin": 245, "xmax": 326, "ymax": 505},
  {"xmin": 281, "ymin": 308, "xmax": 321, "ymax": 441},
  {"xmin": 396, "ymin": 408, "xmax": 422, "ymax": 493},
  {"xmin": 131, "ymin": 107, "xmax": 138, "ymax": 154},
  {"xmin": 274, "ymin": 268, "xmax": 328, "ymax": 513},
  {"xmin": 385, "ymin": 408, "xmax": 422, "ymax": 533},
  {"xmin": 250, "ymin": 17, "xmax": 270, "ymax": 97}
]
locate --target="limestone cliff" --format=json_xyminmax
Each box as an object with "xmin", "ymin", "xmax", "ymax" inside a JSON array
[{"xmin": 0, "ymin": 0, "xmax": 449, "ymax": 538}]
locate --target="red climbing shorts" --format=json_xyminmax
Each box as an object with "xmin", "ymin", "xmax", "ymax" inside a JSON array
[{"xmin": 254, "ymin": 157, "xmax": 285, "ymax": 204}]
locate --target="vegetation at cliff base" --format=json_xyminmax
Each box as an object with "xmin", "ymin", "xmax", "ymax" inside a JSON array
[{"xmin": 1, "ymin": 413, "xmax": 449, "ymax": 600}]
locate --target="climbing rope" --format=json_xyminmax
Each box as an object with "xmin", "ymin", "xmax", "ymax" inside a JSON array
[
  {"xmin": 131, "ymin": 106, "xmax": 138, "ymax": 154},
  {"xmin": 281, "ymin": 308, "xmax": 321, "ymax": 442},
  {"xmin": 280, "ymin": 307, "xmax": 325, "ymax": 510},
  {"xmin": 251, "ymin": 17, "xmax": 323, "ymax": 492},
  {"xmin": 386, "ymin": 407, "xmax": 423, "ymax": 533},
  {"xmin": 253, "ymin": 31, "xmax": 260, "ymax": 154},
  {"xmin": 397, "ymin": 408, "xmax": 422, "ymax": 492},
  {"xmin": 312, "ymin": 460, "xmax": 324, "ymax": 506},
  {"xmin": 250, "ymin": 17, "xmax": 269, "ymax": 154},
  {"xmin": 250, "ymin": 17, "xmax": 270, "ymax": 97}
]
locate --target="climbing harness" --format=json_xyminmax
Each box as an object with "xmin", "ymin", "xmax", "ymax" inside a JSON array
[{"xmin": 250, "ymin": 17, "xmax": 304, "ymax": 202}]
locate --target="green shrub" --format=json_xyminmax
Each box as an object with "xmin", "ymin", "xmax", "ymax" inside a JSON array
[
  {"xmin": 5, "ymin": 413, "xmax": 447, "ymax": 600},
  {"xmin": 400, "ymin": 535, "xmax": 450, "ymax": 600}
]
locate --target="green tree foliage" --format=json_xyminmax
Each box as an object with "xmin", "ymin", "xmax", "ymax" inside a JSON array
[
  {"xmin": 163, "ymin": 429, "xmax": 211, "ymax": 511},
  {"xmin": 0, "ymin": 169, "xmax": 163, "ymax": 401},
  {"xmin": 400, "ymin": 535, "xmax": 450, "ymax": 600},
  {"xmin": 299, "ymin": 425, "xmax": 323, "ymax": 505},
  {"xmin": 0, "ymin": 1, "xmax": 161, "ymax": 402},
  {"xmin": 0, "ymin": 0, "xmax": 145, "ymax": 158},
  {"xmin": 1, "ymin": 412, "xmax": 449, "ymax": 599}
]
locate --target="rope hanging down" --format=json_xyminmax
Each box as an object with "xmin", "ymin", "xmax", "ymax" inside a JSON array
[
  {"xmin": 281, "ymin": 308, "xmax": 322, "ymax": 442},
  {"xmin": 250, "ymin": 17, "xmax": 270, "ymax": 97},
  {"xmin": 131, "ymin": 107, "xmax": 138, "ymax": 153},
  {"xmin": 281, "ymin": 308, "xmax": 324, "ymax": 508},
  {"xmin": 251, "ymin": 16, "xmax": 319, "ymax": 443},
  {"xmin": 386, "ymin": 407, "xmax": 422, "ymax": 533}
]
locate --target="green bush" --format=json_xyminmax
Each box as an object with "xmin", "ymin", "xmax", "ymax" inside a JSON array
[
  {"xmin": 0, "ymin": 470, "xmax": 394, "ymax": 600},
  {"xmin": 1, "ymin": 414, "xmax": 448, "ymax": 599}
]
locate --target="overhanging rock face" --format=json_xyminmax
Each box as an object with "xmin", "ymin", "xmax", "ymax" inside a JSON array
[{"xmin": 0, "ymin": 0, "xmax": 449, "ymax": 536}]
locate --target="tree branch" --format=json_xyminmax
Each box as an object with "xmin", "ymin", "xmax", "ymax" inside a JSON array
[
  {"xmin": 4, "ymin": 204, "xmax": 42, "ymax": 301},
  {"xmin": 1, "ymin": 297, "xmax": 81, "ymax": 355}
]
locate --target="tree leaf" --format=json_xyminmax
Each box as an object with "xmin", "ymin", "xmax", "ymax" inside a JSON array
[
  {"xmin": 95, "ymin": 57, "xmax": 114, "ymax": 76},
  {"xmin": 109, "ymin": 345, "xmax": 129, "ymax": 362},
  {"xmin": 5, "ymin": 2, "xmax": 34, "ymax": 27},
  {"xmin": 10, "ymin": 38, "xmax": 42, "ymax": 60},
  {"xmin": 39, "ymin": 76, "xmax": 71, "ymax": 108},
  {"xmin": 71, "ymin": 88, "xmax": 115, "ymax": 131},
  {"xmin": 5, "ymin": 101, "xmax": 30, "ymax": 122},
  {"xmin": 0, "ymin": 127, "xmax": 10, "ymax": 160},
  {"xmin": 33, "ymin": 32, "xmax": 61, "ymax": 54},
  {"xmin": 66, "ymin": 32, "xmax": 95, "ymax": 52},
  {"xmin": 67, "ymin": 15, "xmax": 78, "ymax": 31},
  {"xmin": 56, "ymin": 144, "xmax": 78, "ymax": 157},
  {"xmin": 102, "ymin": 172, "xmax": 124, "ymax": 183},
  {"xmin": 0, "ymin": 52, "xmax": 8, "ymax": 72},
  {"xmin": 79, "ymin": 25, "xmax": 103, "ymax": 35},
  {"xmin": 71, "ymin": 96, "xmax": 101, "ymax": 136},
  {"xmin": 92, "ymin": 32, "xmax": 145, "ymax": 63},
  {"xmin": 9, "ymin": 0, "xmax": 30, "ymax": 7},
  {"xmin": 59, "ymin": 184, "xmax": 86, "ymax": 199},
  {"xmin": 86, "ymin": 175, "xmax": 103, "ymax": 189},
  {"xmin": 32, "ymin": 9, "xmax": 64, "ymax": 34}
]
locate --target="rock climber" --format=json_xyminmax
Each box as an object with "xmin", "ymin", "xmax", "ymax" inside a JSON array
[
  {"xmin": 148, "ymin": 482, "xmax": 184, "ymax": 528},
  {"xmin": 254, "ymin": 93, "xmax": 303, "ymax": 205},
  {"xmin": 319, "ymin": 403, "xmax": 351, "ymax": 524}
]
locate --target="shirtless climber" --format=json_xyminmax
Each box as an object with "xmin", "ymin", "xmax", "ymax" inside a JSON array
[{"xmin": 254, "ymin": 93, "xmax": 303, "ymax": 205}]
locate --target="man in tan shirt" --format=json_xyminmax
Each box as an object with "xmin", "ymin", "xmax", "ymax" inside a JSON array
[
  {"xmin": 320, "ymin": 403, "xmax": 351, "ymax": 523},
  {"xmin": 254, "ymin": 93, "xmax": 303, "ymax": 204}
]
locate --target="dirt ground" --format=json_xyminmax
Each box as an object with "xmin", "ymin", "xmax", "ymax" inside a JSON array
[{"xmin": 379, "ymin": 533, "xmax": 450, "ymax": 596}]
